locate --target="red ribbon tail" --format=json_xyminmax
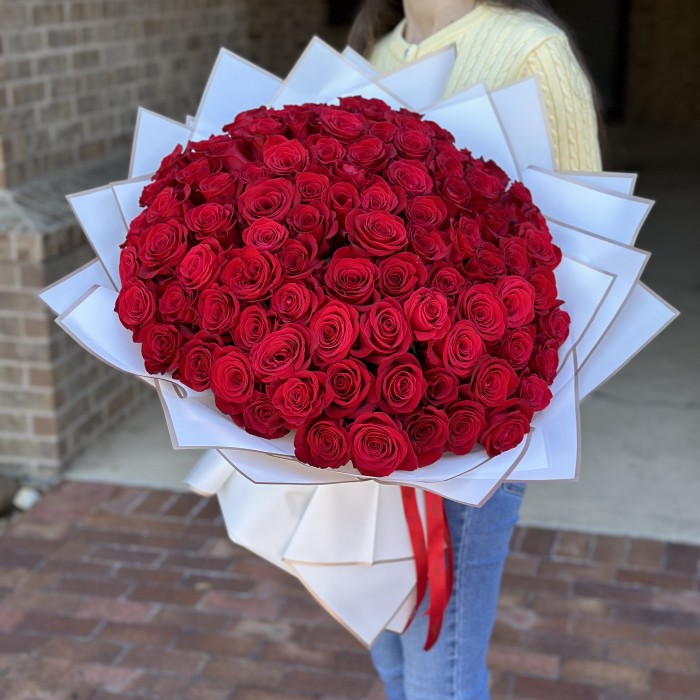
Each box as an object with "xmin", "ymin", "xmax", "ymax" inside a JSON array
[{"xmin": 400, "ymin": 486, "xmax": 454, "ymax": 651}]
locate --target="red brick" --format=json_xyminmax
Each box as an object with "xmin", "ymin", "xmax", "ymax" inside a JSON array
[
  {"xmin": 651, "ymin": 671, "xmax": 700, "ymax": 698},
  {"xmin": 89, "ymin": 544, "xmax": 162, "ymax": 565},
  {"xmin": 199, "ymin": 590, "xmax": 281, "ymax": 620},
  {"xmin": 518, "ymin": 630, "xmax": 606, "ymax": 660},
  {"xmin": 193, "ymin": 498, "xmax": 222, "ymax": 522},
  {"xmin": 513, "ymin": 676, "xmax": 600, "ymax": 700},
  {"xmin": 203, "ymin": 656, "xmax": 285, "ymax": 686},
  {"xmin": 162, "ymin": 493, "xmax": 202, "ymax": 518},
  {"xmin": 127, "ymin": 584, "xmax": 203, "ymax": 606},
  {"xmin": 162, "ymin": 553, "xmax": 232, "ymax": 572},
  {"xmin": 174, "ymin": 631, "xmax": 258, "ymax": 657},
  {"xmin": 607, "ymin": 640, "xmax": 696, "ymax": 672},
  {"xmin": 334, "ymin": 649, "xmax": 376, "ymax": 674},
  {"xmin": 627, "ymin": 539, "xmax": 665, "ymax": 570},
  {"xmin": 97, "ymin": 622, "xmax": 177, "ymax": 647},
  {"xmin": 487, "ymin": 646, "xmax": 559, "ymax": 679},
  {"xmin": 592, "ymin": 536, "xmax": 628, "ymax": 564},
  {"xmin": 0, "ymin": 632, "xmax": 45, "ymax": 653},
  {"xmin": 554, "ymin": 531, "xmax": 593, "ymax": 559},
  {"xmin": 283, "ymin": 669, "xmax": 374, "ymax": 699},
  {"xmin": 111, "ymin": 566, "xmax": 182, "ymax": 587},
  {"xmin": 259, "ymin": 641, "xmax": 336, "ymax": 668},
  {"xmin": 39, "ymin": 637, "xmax": 122, "ymax": 664},
  {"xmin": 665, "ymin": 543, "xmax": 700, "ymax": 574},
  {"xmin": 616, "ymin": 568, "xmax": 693, "ymax": 590},
  {"xmin": 52, "ymin": 578, "xmax": 130, "ymax": 597},
  {"xmin": 180, "ymin": 573, "xmax": 257, "ymax": 594},
  {"xmin": 131, "ymin": 491, "xmax": 175, "ymax": 515},
  {"xmin": 152, "ymin": 606, "xmax": 230, "ymax": 633},
  {"xmin": 655, "ymin": 627, "xmax": 700, "ymax": 648},
  {"xmin": 539, "ymin": 561, "xmax": 613, "ymax": 582},
  {"xmin": 0, "ymin": 605, "xmax": 24, "ymax": 632},
  {"xmin": 76, "ymin": 597, "xmax": 157, "ymax": 623},
  {"xmin": 570, "ymin": 618, "xmax": 654, "ymax": 644},
  {"xmin": 502, "ymin": 573, "xmax": 571, "ymax": 596},
  {"xmin": 118, "ymin": 647, "xmax": 206, "ymax": 676},
  {"xmin": 614, "ymin": 602, "xmax": 699, "ymax": 629},
  {"xmin": 652, "ymin": 589, "xmax": 700, "ymax": 614},
  {"xmin": 561, "ymin": 659, "xmax": 649, "ymax": 692},
  {"xmin": 234, "ymin": 690, "xmax": 308, "ymax": 700},
  {"xmin": 520, "ymin": 528, "xmax": 557, "ymax": 555},
  {"xmin": 572, "ymin": 581, "xmax": 652, "ymax": 605},
  {"xmin": 17, "ymin": 612, "xmax": 99, "ymax": 637}
]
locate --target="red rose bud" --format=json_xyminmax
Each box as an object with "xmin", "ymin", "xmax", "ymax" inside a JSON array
[
  {"xmin": 347, "ymin": 136, "xmax": 393, "ymax": 172},
  {"xmin": 118, "ymin": 246, "xmax": 139, "ymax": 285},
  {"xmin": 173, "ymin": 332, "xmax": 220, "ymax": 392},
  {"xmin": 238, "ymin": 177, "xmax": 296, "ymax": 224},
  {"xmin": 404, "ymin": 287, "xmax": 451, "ymax": 341},
  {"xmin": 184, "ymin": 203, "xmax": 235, "ymax": 242},
  {"xmin": 309, "ymin": 300, "xmax": 360, "ymax": 366},
  {"xmin": 377, "ymin": 353, "xmax": 427, "ymax": 415},
  {"xmin": 277, "ymin": 234, "xmax": 321, "ymax": 279},
  {"xmin": 494, "ymin": 327, "xmax": 536, "ymax": 370},
  {"xmin": 519, "ymin": 222, "xmax": 561, "ymax": 267},
  {"xmin": 480, "ymin": 399, "xmax": 534, "ymax": 457},
  {"xmin": 268, "ymin": 371, "xmax": 332, "ymax": 428},
  {"xmin": 157, "ymin": 281, "xmax": 196, "ymax": 325},
  {"xmin": 386, "ymin": 159, "xmax": 434, "ymax": 195},
  {"xmin": 471, "ymin": 356, "xmax": 519, "ymax": 408},
  {"xmin": 295, "ymin": 171, "xmax": 330, "ymax": 201},
  {"xmin": 496, "ymin": 276, "xmax": 536, "ymax": 328},
  {"xmin": 325, "ymin": 358, "xmax": 378, "ymax": 419},
  {"xmin": 348, "ymin": 411, "xmax": 418, "ymax": 476},
  {"xmin": 500, "ymin": 236, "xmax": 531, "ymax": 277},
  {"xmin": 518, "ymin": 373, "xmax": 553, "ymax": 411},
  {"xmin": 295, "ymin": 418, "xmax": 350, "ymax": 469},
  {"xmin": 359, "ymin": 179, "xmax": 402, "ymax": 213},
  {"xmin": 270, "ymin": 281, "xmax": 322, "ymax": 325},
  {"xmin": 394, "ymin": 128, "xmax": 432, "ymax": 160},
  {"xmin": 354, "ymin": 298, "xmax": 412, "ymax": 363},
  {"xmin": 446, "ymin": 399, "xmax": 487, "ymax": 455},
  {"xmin": 197, "ymin": 285, "xmax": 239, "ymax": 334},
  {"xmin": 324, "ymin": 248, "xmax": 378, "ymax": 306},
  {"xmin": 377, "ymin": 253, "xmax": 428, "ymax": 302},
  {"xmin": 233, "ymin": 304, "xmax": 271, "ymax": 351},
  {"xmin": 232, "ymin": 391, "xmax": 288, "ymax": 439},
  {"xmin": 140, "ymin": 323, "xmax": 181, "ymax": 374},
  {"xmin": 115, "ymin": 280, "xmax": 156, "ymax": 333},
  {"xmin": 262, "ymin": 135, "xmax": 309, "ymax": 175},
  {"xmin": 539, "ymin": 307, "xmax": 571, "ymax": 344},
  {"xmin": 210, "ymin": 346, "xmax": 255, "ymax": 412},
  {"xmin": 137, "ymin": 219, "xmax": 188, "ymax": 277},
  {"xmin": 319, "ymin": 107, "xmax": 366, "ymax": 142},
  {"xmin": 457, "ymin": 284, "xmax": 507, "ymax": 343},
  {"xmin": 250, "ymin": 324, "xmax": 312, "ymax": 383},
  {"xmin": 222, "ymin": 245, "xmax": 281, "ymax": 301},
  {"xmin": 346, "ymin": 210, "xmax": 408, "ymax": 258},
  {"xmin": 178, "ymin": 239, "xmax": 223, "ymax": 290},
  {"xmin": 405, "ymin": 195, "xmax": 447, "ymax": 228},
  {"xmin": 424, "ymin": 368, "xmax": 459, "ymax": 407},
  {"xmin": 529, "ymin": 266, "xmax": 558, "ymax": 312},
  {"xmin": 529, "ymin": 340, "xmax": 559, "ymax": 383},
  {"xmin": 429, "ymin": 320, "xmax": 485, "ymax": 379},
  {"xmin": 403, "ymin": 406, "xmax": 450, "ymax": 467}
]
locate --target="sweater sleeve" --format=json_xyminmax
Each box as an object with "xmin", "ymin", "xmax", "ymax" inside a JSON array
[{"xmin": 516, "ymin": 35, "xmax": 602, "ymax": 172}]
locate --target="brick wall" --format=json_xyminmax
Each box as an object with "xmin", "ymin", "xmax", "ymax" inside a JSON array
[
  {"xmin": 0, "ymin": 0, "xmax": 329, "ymax": 481},
  {"xmin": 625, "ymin": 0, "xmax": 700, "ymax": 126}
]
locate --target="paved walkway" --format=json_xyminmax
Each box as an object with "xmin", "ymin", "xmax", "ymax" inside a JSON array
[{"xmin": 1, "ymin": 482, "xmax": 699, "ymax": 699}]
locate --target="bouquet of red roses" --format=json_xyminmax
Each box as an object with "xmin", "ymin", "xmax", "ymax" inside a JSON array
[{"xmin": 41, "ymin": 39, "xmax": 677, "ymax": 646}]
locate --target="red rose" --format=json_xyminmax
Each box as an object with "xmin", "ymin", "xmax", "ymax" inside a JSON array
[
  {"xmin": 309, "ymin": 300, "xmax": 359, "ymax": 366},
  {"xmin": 295, "ymin": 418, "xmax": 350, "ymax": 469},
  {"xmin": 430, "ymin": 262, "xmax": 465, "ymax": 297},
  {"xmin": 295, "ymin": 171, "xmax": 330, "ymax": 201},
  {"xmin": 242, "ymin": 218, "xmax": 289, "ymax": 252},
  {"xmin": 268, "ymin": 371, "xmax": 332, "ymax": 428},
  {"xmin": 448, "ymin": 216, "xmax": 481, "ymax": 263},
  {"xmin": 323, "ymin": 181, "xmax": 359, "ymax": 229},
  {"xmin": 119, "ymin": 246, "xmax": 139, "ymax": 284},
  {"xmin": 403, "ymin": 407, "xmax": 450, "ymax": 467},
  {"xmin": 529, "ymin": 266, "xmax": 558, "ymax": 313},
  {"xmin": 466, "ymin": 243, "xmax": 507, "ymax": 282},
  {"xmin": 197, "ymin": 285, "xmax": 240, "ymax": 334},
  {"xmin": 519, "ymin": 222, "xmax": 561, "ymax": 267},
  {"xmin": 442, "ymin": 176, "xmax": 472, "ymax": 211},
  {"xmin": 233, "ymin": 304, "xmax": 271, "ymax": 351},
  {"xmin": 233, "ymin": 391, "xmax": 288, "ymax": 439},
  {"xmin": 307, "ymin": 135, "xmax": 346, "ymax": 165},
  {"xmin": 348, "ymin": 411, "xmax": 418, "ymax": 476},
  {"xmin": 222, "ymin": 246, "xmax": 281, "ymax": 301},
  {"xmin": 376, "ymin": 353, "xmax": 427, "ymax": 415},
  {"xmin": 157, "ymin": 281, "xmax": 196, "ymax": 324},
  {"xmin": 446, "ymin": 400, "xmax": 487, "ymax": 455},
  {"xmin": 377, "ymin": 253, "xmax": 427, "ymax": 301},
  {"xmin": 539, "ymin": 307, "xmax": 571, "ymax": 344},
  {"xmin": 263, "ymin": 135, "xmax": 309, "ymax": 175},
  {"xmin": 481, "ymin": 399, "xmax": 534, "ymax": 457},
  {"xmin": 287, "ymin": 201, "xmax": 337, "ymax": 244},
  {"xmin": 368, "ymin": 120, "xmax": 397, "ymax": 142},
  {"xmin": 467, "ymin": 165, "xmax": 503, "ymax": 199},
  {"xmin": 325, "ymin": 358, "xmax": 378, "ymax": 419},
  {"xmin": 404, "ymin": 288, "xmax": 451, "ymax": 341},
  {"xmin": 176, "ymin": 157, "xmax": 212, "ymax": 187},
  {"xmin": 518, "ymin": 373, "xmax": 553, "ymax": 411},
  {"xmin": 354, "ymin": 299, "xmax": 412, "ymax": 362},
  {"xmin": 184, "ymin": 203, "xmax": 235, "ymax": 242},
  {"xmin": 198, "ymin": 172, "xmax": 238, "ymax": 203},
  {"xmin": 530, "ymin": 340, "xmax": 559, "ymax": 383},
  {"xmin": 429, "ymin": 320, "xmax": 485, "ymax": 378},
  {"xmin": 250, "ymin": 323, "xmax": 312, "ymax": 382},
  {"xmin": 394, "ymin": 128, "xmax": 432, "ymax": 160},
  {"xmin": 424, "ymin": 368, "xmax": 459, "ymax": 407},
  {"xmin": 319, "ymin": 107, "xmax": 366, "ymax": 142},
  {"xmin": 346, "ymin": 210, "xmax": 408, "ymax": 257},
  {"xmin": 359, "ymin": 180, "xmax": 402, "ymax": 213},
  {"xmin": 173, "ymin": 332, "xmax": 220, "ymax": 392},
  {"xmin": 140, "ymin": 323, "xmax": 181, "ymax": 374},
  {"xmin": 471, "ymin": 356, "xmax": 519, "ymax": 408},
  {"xmin": 270, "ymin": 281, "xmax": 322, "ymax": 324},
  {"xmin": 178, "ymin": 239, "xmax": 223, "ymax": 290},
  {"xmin": 210, "ymin": 346, "xmax": 255, "ymax": 413},
  {"xmin": 457, "ymin": 284, "xmax": 507, "ymax": 343},
  {"xmin": 238, "ymin": 178, "xmax": 296, "ymax": 224},
  {"xmin": 496, "ymin": 276, "xmax": 536, "ymax": 328},
  {"xmin": 115, "ymin": 280, "xmax": 156, "ymax": 333},
  {"xmin": 138, "ymin": 219, "xmax": 188, "ymax": 277},
  {"xmin": 405, "ymin": 195, "xmax": 447, "ymax": 228},
  {"xmin": 347, "ymin": 136, "xmax": 393, "ymax": 171},
  {"xmin": 324, "ymin": 248, "xmax": 378, "ymax": 305},
  {"xmin": 500, "ymin": 237, "xmax": 531, "ymax": 277},
  {"xmin": 386, "ymin": 159, "xmax": 433, "ymax": 195},
  {"xmin": 145, "ymin": 187, "xmax": 186, "ymax": 223},
  {"xmin": 277, "ymin": 234, "xmax": 320, "ymax": 279},
  {"xmin": 494, "ymin": 327, "xmax": 535, "ymax": 369}
]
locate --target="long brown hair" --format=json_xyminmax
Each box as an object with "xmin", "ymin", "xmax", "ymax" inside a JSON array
[{"xmin": 348, "ymin": 0, "xmax": 603, "ymax": 139}]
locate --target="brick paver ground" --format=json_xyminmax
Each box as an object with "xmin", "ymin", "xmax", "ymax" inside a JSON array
[{"xmin": 0, "ymin": 482, "xmax": 699, "ymax": 699}]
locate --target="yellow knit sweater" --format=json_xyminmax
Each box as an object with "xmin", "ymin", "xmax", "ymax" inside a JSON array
[{"xmin": 368, "ymin": 3, "xmax": 602, "ymax": 172}]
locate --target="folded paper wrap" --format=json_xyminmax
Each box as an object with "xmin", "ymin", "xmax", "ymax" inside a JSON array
[{"xmin": 40, "ymin": 37, "xmax": 678, "ymax": 646}]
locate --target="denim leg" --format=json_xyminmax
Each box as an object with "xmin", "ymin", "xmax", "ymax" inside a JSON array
[
  {"xmin": 370, "ymin": 483, "xmax": 525, "ymax": 700},
  {"xmin": 369, "ymin": 631, "xmax": 406, "ymax": 700}
]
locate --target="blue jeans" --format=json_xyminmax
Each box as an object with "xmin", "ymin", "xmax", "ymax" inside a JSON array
[{"xmin": 370, "ymin": 482, "xmax": 525, "ymax": 700}]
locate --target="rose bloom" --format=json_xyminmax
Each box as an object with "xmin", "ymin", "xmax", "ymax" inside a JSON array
[
  {"xmin": 295, "ymin": 418, "xmax": 350, "ymax": 469},
  {"xmin": 354, "ymin": 298, "xmax": 412, "ymax": 362},
  {"xmin": 309, "ymin": 300, "xmax": 360, "ymax": 366},
  {"xmin": 404, "ymin": 287, "xmax": 451, "ymax": 341},
  {"xmin": 250, "ymin": 324, "xmax": 312, "ymax": 382}
]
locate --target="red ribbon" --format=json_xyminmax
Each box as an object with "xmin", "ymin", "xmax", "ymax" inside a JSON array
[{"xmin": 400, "ymin": 486, "xmax": 454, "ymax": 650}]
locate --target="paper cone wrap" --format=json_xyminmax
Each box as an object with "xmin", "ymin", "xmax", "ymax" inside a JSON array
[{"xmin": 40, "ymin": 38, "xmax": 678, "ymax": 646}]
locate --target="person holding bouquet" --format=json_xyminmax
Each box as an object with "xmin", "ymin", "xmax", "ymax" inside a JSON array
[{"xmin": 349, "ymin": 1, "xmax": 601, "ymax": 698}]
